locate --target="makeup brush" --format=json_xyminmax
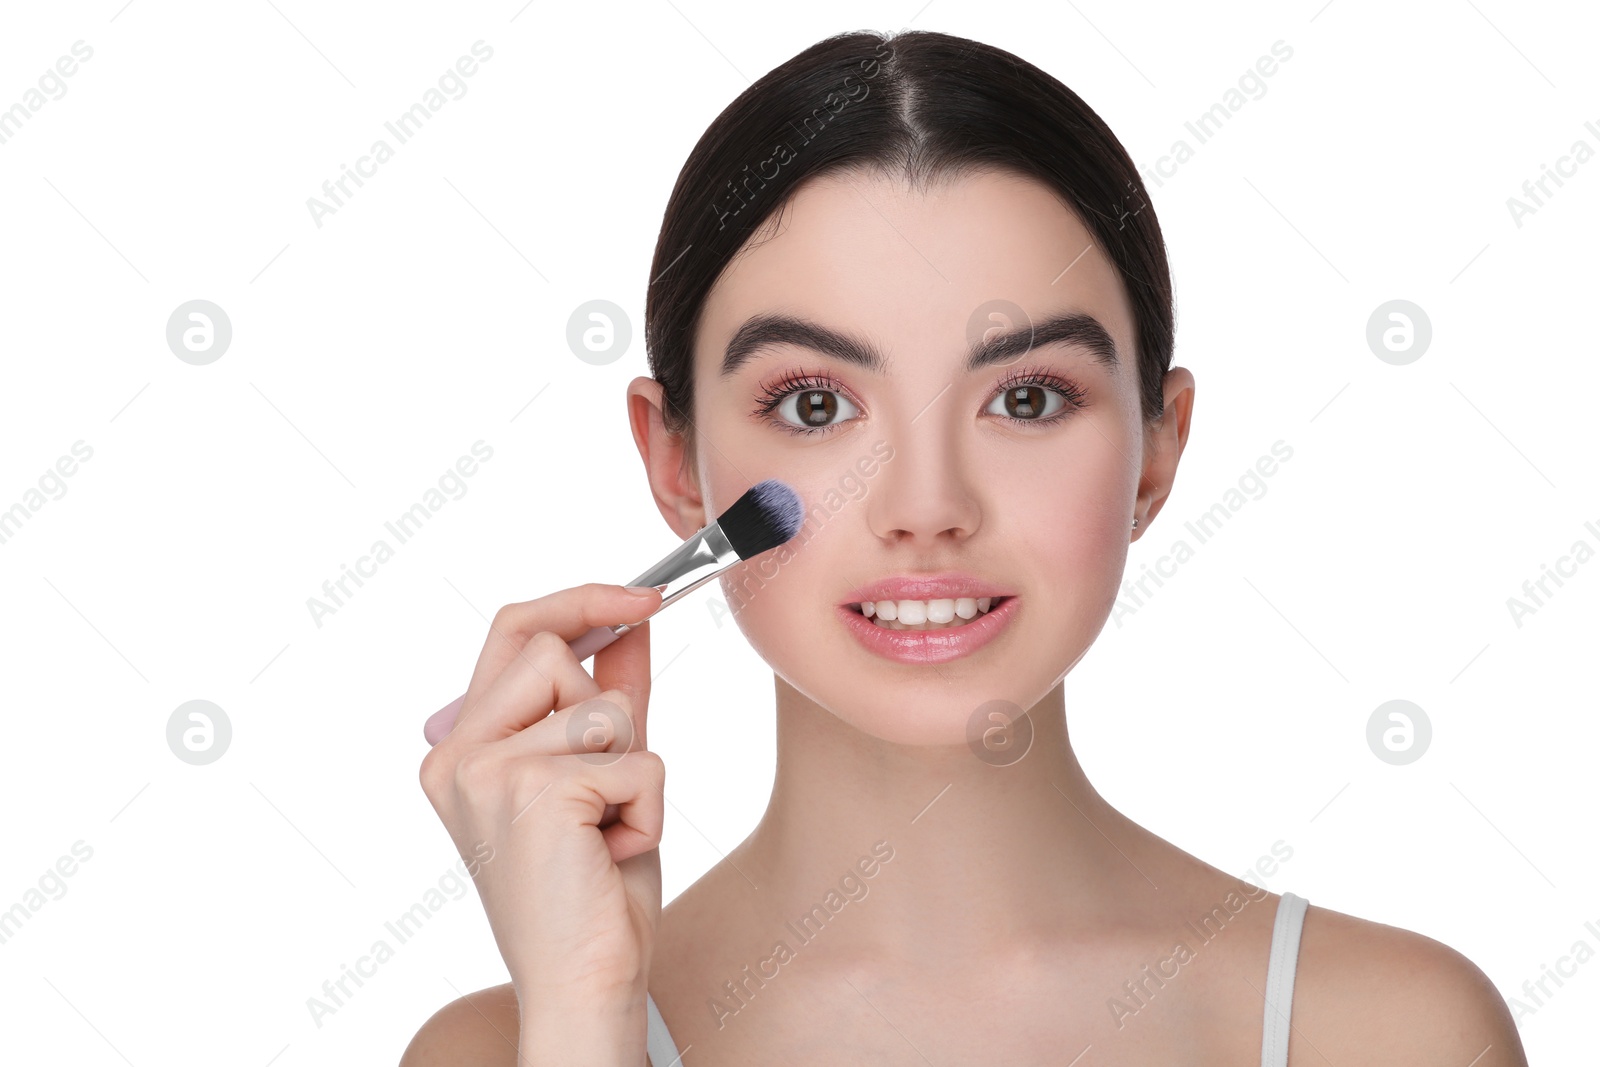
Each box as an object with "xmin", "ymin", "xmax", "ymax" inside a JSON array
[{"xmin": 423, "ymin": 478, "xmax": 805, "ymax": 744}]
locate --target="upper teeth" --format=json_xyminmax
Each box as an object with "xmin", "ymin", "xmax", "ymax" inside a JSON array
[{"xmin": 858, "ymin": 597, "xmax": 994, "ymax": 621}]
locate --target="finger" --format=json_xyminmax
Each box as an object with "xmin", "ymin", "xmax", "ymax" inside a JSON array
[
  {"xmin": 497, "ymin": 689, "xmax": 640, "ymax": 761},
  {"xmin": 590, "ymin": 618, "xmax": 653, "ymax": 750},
  {"xmin": 560, "ymin": 751, "xmax": 666, "ymax": 865},
  {"xmin": 459, "ymin": 584, "xmax": 662, "ymax": 723},
  {"xmin": 424, "ymin": 695, "xmax": 465, "ymax": 746},
  {"xmin": 450, "ymin": 631, "xmax": 603, "ymax": 747}
]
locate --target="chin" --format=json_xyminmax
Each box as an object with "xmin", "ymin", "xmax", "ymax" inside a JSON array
[
  {"xmin": 755, "ymin": 619, "xmax": 1090, "ymax": 751},
  {"xmin": 783, "ymin": 667, "xmax": 1020, "ymax": 747}
]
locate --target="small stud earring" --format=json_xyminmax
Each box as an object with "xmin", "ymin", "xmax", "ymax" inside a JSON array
[{"xmin": 1132, "ymin": 517, "xmax": 1140, "ymax": 529}]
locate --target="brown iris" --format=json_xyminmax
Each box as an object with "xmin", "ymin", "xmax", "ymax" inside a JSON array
[
  {"xmin": 1002, "ymin": 385, "xmax": 1045, "ymax": 418},
  {"xmin": 796, "ymin": 389, "xmax": 838, "ymax": 425}
]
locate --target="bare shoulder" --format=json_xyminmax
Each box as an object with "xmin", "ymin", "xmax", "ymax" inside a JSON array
[
  {"xmin": 399, "ymin": 982, "xmax": 520, "ymax": 1067},
  {"xmin": 1290, "ymin": 902, "xmax": 1528, "ymax": 1066}
]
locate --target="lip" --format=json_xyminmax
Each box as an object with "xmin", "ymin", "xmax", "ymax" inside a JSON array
[
  {"xmin": 838, "ymin": 594, "xmax": 1018, "ymax": 665},
  {"xmin": 839, "ymin": 573, "xmax": 1014, "ymax": 606}
]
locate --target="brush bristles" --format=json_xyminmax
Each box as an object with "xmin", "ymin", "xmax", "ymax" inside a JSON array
[{"xmin": 717, "ymin": 479, "xmax": 804, "ymax": 560}]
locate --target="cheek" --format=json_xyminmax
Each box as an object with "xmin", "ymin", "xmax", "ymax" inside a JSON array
[
  {"xmin": 998, "ymin": 436, "xmax": 1134, "ymax": 623},
  {"xmin": 701, "ymin": 442, "xmax": 876, "ymax": 646},
  {"xmin": 713, "ymin": 509, "xmax": 830, "ymax": 662},
  {"xmin": 715, "ymin": 557, "xmax": 845, "ymax": 721},
  {"xmin": 710, "ymin": 469, "xmax": 892, "ymax": 705}
]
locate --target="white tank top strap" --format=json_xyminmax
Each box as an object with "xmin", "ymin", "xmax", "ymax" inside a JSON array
[
  {"xmin": 1260, "ymin": 891, "xmax": 1310, "ymax": 1067},
  {"xmin": 646, "ymin": 990, "xmax": 683, "ymax": 1067}
]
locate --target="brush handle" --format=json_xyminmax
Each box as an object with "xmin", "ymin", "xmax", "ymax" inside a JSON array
[
  {"xmin": 422, "ymin": 624, "xmax": 622, "ymax": 746},
  {"xmin": 424, "ymin": 523, "xmax": 736, "ymax": 746}
]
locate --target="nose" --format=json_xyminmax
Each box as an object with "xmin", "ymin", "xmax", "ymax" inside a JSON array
[{"xmin": 865, "ymin": 412, "xmax": 982, "ymax": 546}]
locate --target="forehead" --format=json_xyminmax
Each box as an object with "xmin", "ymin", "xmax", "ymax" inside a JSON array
[{"xmin": 696, "ymin": 167, "xmax": 1136, "ymax": 379}]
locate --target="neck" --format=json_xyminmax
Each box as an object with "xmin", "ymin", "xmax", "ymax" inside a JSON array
[{"xmin": 734, "ymin": 676, "xmax": 1160, "ymax": 972}]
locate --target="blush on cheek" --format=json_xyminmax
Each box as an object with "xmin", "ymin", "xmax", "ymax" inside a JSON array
[
  {"xmin": 715, "ymin": 565, "xmax": 810, "ymax": 661},
  {"xmin": 715, "ymin": 567, "xmax": 768, "ymax": 635},
  {"xmin": 1029, "ymin": 500, "xmax": 1129, "ymax": 626}
]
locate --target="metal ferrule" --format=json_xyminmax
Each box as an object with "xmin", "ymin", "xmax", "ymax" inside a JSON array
[{"xmin": 608, "ymin": 522, "xmax": 738, "ymax": 638}]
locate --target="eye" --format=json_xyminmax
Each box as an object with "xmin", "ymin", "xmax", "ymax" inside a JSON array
[
  {"xmin": 986, "ymin": 383, "xmax": 1066, "ymax": 420},
  {"xmin": 754, "ymin": 372, "xmax": 862, "ymax": 435},
  {"xmin": 984, "ymin": 370, "xmax": 1087, "ymax": 425},
  {"xmin": 752, "ymin": 365, "xmax": 1086, "ymax": 436}
]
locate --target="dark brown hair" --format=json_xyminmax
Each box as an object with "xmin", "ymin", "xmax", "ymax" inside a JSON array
[{"xmin": 644, "ymin": 29, "xmax": 1174, "ymax": 454}]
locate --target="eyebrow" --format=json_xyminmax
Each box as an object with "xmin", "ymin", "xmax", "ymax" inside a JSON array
[{"xmin": 719, "ymin": 310, "xmax": 1120, "ymax": 378}]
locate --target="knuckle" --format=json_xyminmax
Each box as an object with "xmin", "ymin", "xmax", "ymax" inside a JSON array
[
  {"xmin": 452, "ymin": 747, "xmax": 496, "ymax": 794},
  {"xmin": 418, "ymin": 742, "xmax": 455, "ymax": 797},
  {"xmin": 525, "ymin": 629, "xmax": 569, "ymax": 659},
  {"xmin": 634, "ymin": 748, "xmax": 666, "ymax": 786},
  {"xmin": 541, "ymin": 768, "xmax": 596, "ymax": 812}
]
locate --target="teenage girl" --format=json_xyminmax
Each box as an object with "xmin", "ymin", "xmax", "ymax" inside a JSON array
[{"xmin": 402, "ymin": 29, "xmax": 1527, "ymax": 1066}]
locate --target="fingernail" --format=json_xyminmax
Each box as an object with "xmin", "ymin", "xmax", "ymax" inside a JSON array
[{"xmin": 625, "ymin": 584, "xmax": 665, "ymax": 597}]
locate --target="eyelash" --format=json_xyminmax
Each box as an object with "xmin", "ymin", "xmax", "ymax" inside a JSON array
[{"xmin": 751, "ymin": 365, "xmax": 1089, "ymax": 436}]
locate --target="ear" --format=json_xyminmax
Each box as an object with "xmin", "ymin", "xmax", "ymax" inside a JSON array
[
  {"xmin": 627, "ymin": 377, "xmax": 707, "ymax": 540},
  {"xmin": 1133, "ymin": 366, "xmax": 1195, "ymax": 538}
]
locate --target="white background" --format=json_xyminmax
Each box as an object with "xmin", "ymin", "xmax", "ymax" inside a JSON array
[{"xmin": 0, "ymin": 0, "xmax": 1595, "ymax": 1062}]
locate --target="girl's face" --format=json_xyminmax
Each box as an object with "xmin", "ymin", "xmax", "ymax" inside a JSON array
[{"xmin": 684, "ymin": 167, "xmax": 1160, "ymax": 746}]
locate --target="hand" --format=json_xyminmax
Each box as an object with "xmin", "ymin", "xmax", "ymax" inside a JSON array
[{"xmin": 418, "ymin": 583, "xmax": 666, "ymax": 1013}]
